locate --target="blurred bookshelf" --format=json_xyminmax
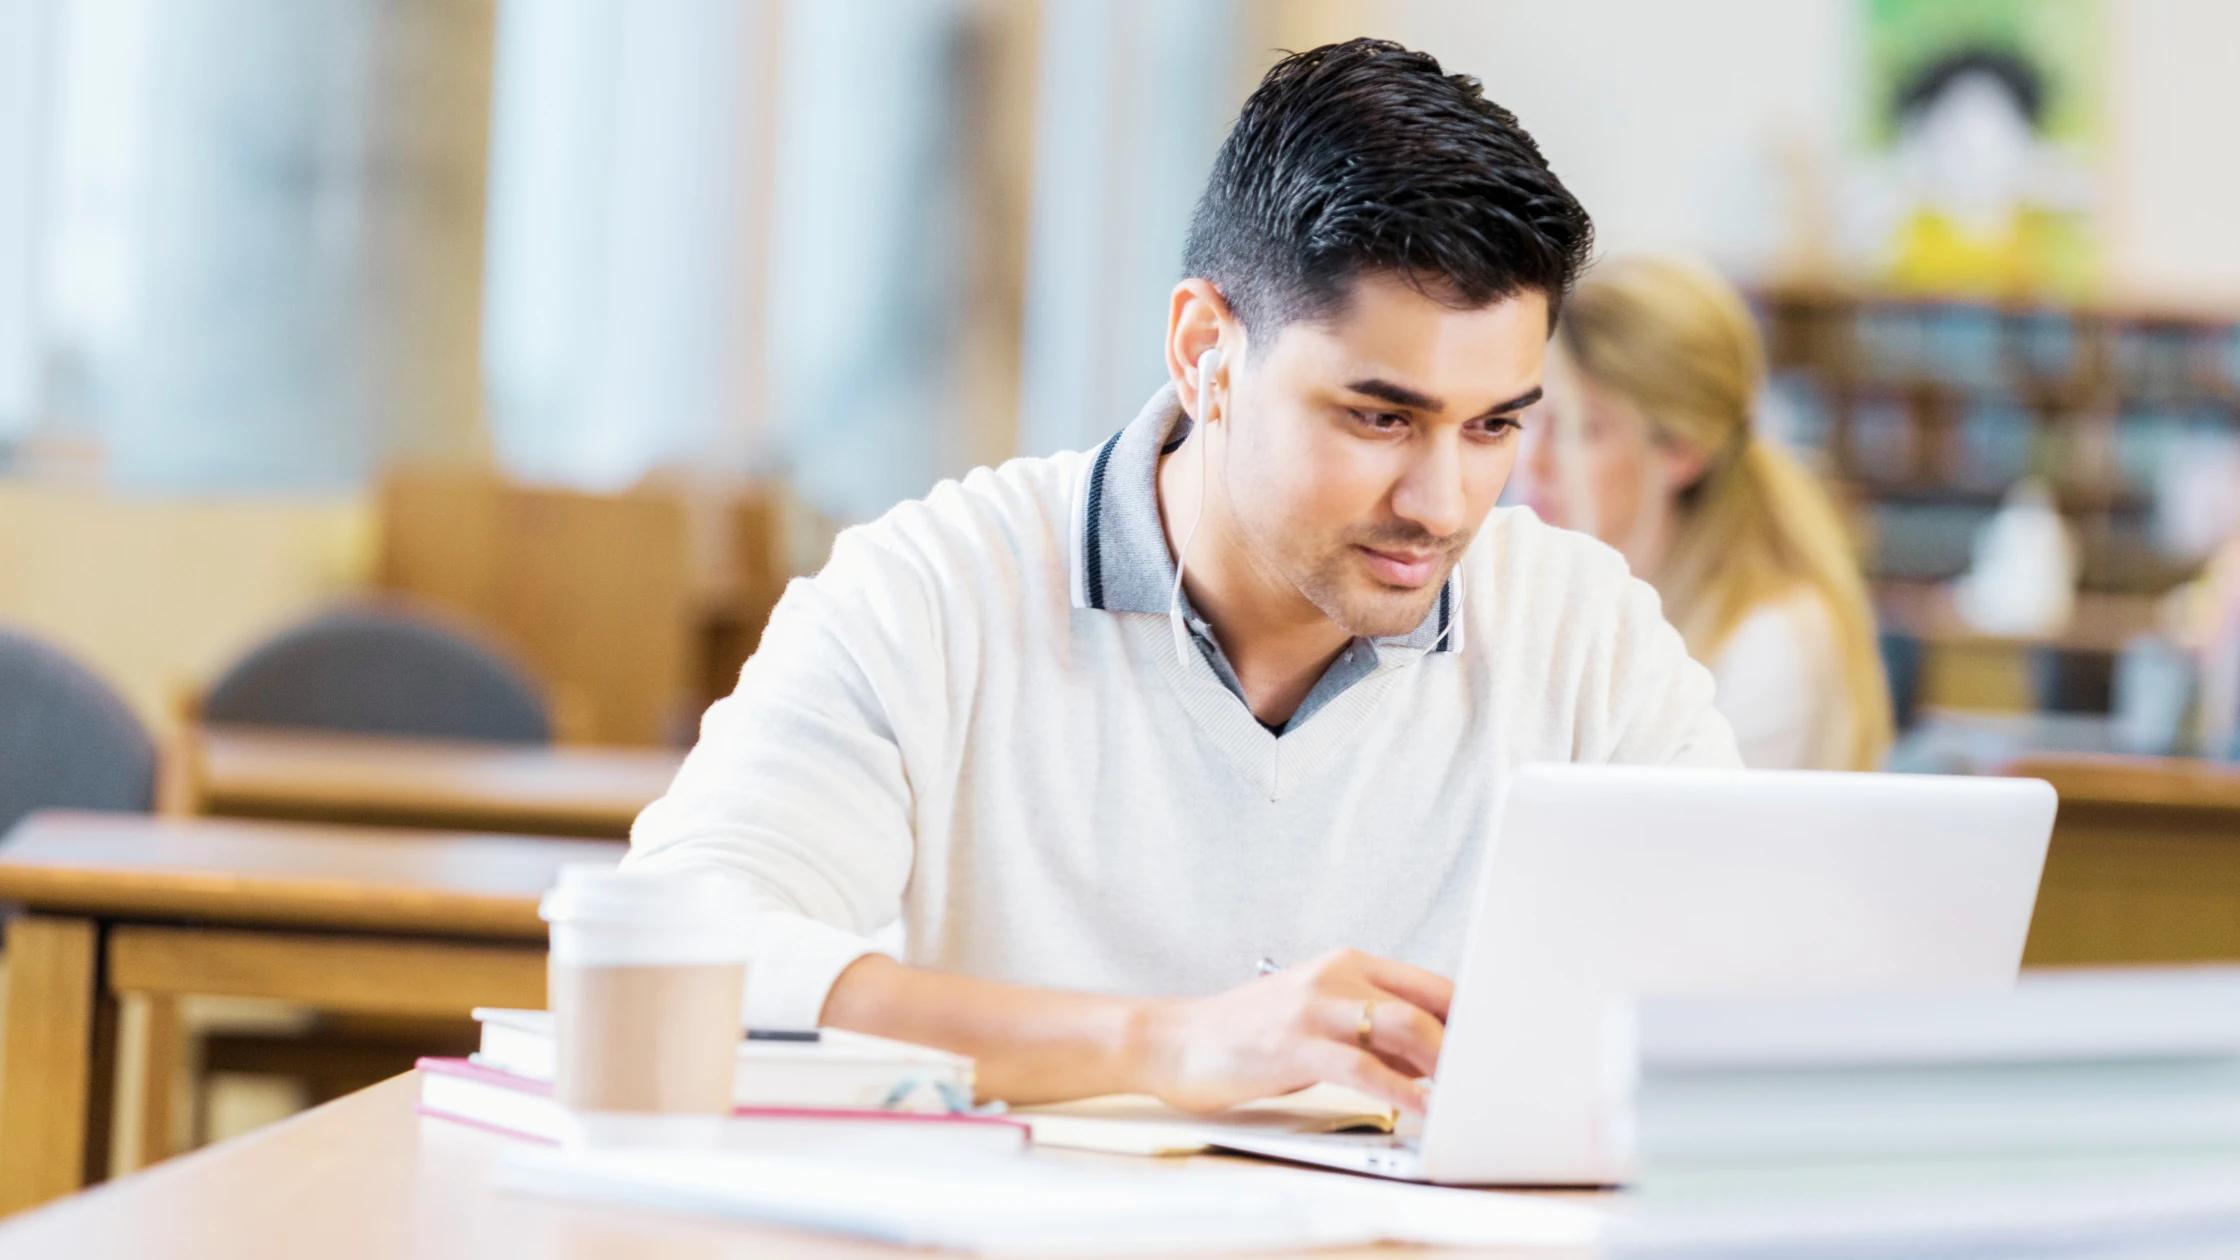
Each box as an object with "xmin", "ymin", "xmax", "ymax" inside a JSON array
[{"xmin": 1752, "ymin": 287, "xmax": 2240, "ymax": 600}]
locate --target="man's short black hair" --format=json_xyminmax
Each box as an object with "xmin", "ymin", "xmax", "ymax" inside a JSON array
[{"xmin": 1182, "ymin": 38, "xmax": 1592, "ymax": 346}]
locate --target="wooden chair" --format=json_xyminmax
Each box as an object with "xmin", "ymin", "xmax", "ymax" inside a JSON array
[
  {"xmin": 135, "ymin": 474, "xmax": 697, "ymax": 1164},
  {"xmin": 0, "ymin": 626, "xmax": 163, "ymax": 1172},
  {"xmin": 169, "ymin": 603, "xmax": 556, "ymax": 1155},
  {"xmin": 693, "ymin": 488, "xmax": 795, "ymax": 708},
  {"xmin": 148, "ymin": 474, "xmax": 766, "ymax": 1164},
  {"xmin": 377, "ymin": 470, "xmax": 694, "ymax": 746}
]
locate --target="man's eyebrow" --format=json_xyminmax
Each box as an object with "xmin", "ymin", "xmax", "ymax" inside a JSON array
[
  {"xmin": 1344, "ymin": 380, "xmax": 1543, "ymax": 418},
  {"xmin": 1344, "ymin": 378, "xmax": 1443, "ymax": 411},
  {"xmin": 1475, "ymin": 385, "xmax": 1543, "ymax": 418}
]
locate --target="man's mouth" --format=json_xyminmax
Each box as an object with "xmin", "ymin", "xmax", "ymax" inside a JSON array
[{"xmin": 1355, "ymin": 544, "xmax": 1441, "ymax": 589}]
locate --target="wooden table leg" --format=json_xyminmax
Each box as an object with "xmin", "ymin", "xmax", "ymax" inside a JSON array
[
  {"xmin": 0, "ymin": 915, "xmax": 113, "ymax": 1215},
  {"xmin": 82, "ymin": 971, "xmax": 119, "ymax": 1187},
  {"xmin": 122, "ymin": 995, "xmax": 183, "ymax": 1173}
]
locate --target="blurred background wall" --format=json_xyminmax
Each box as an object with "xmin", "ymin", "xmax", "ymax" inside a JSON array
[{"xmin": 1, "ymin": 0, "xmax": 2238, "ymax": 742}]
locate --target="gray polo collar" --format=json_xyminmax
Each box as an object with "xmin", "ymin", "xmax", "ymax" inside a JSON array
[{"xmin": 1066, "ymin": 383, "xmax": 1465, "ymax": 648}]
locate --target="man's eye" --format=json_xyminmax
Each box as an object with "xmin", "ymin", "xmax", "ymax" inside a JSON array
[
  {"xmin": 1474, "ymin": 414, "xmax": 1523, "ymax": 438},
  {"xmin": 1353, "ymin": 409, "xmax": 1408, "ymax": 431}
]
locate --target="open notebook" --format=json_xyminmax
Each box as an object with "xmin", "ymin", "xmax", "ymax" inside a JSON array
[{"xmin": 1013, "ymin": 1083, "xmax": 1400, "ymax": 1156}]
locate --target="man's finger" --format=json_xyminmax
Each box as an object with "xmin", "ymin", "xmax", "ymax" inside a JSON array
[
  {"xmin": 1301, "ymin": 1037, "xmax": 1430, "ymax": 1116},
  {"xmin": 1359, "ymin": 955, "xmax": 1456, "ymax": 1021},
  {"xmin": 1371, "ymin": 995, "xmax": 1445, "ymax": 1077},
  {"xmin": 1308, "ymin": 990, "xmax": 1442, "ymax": 1080},
  {"xmin": 1313, "ymin": 993, "xmax": 1441, "ymax": 1078}
]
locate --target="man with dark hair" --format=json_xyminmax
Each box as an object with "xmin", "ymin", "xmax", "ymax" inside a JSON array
[{"xmin": 634, "ymin": 39, "xmax": 1738, "ymax": 1114}]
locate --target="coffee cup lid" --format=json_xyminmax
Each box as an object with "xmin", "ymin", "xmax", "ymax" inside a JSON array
[{"xmin": 538, "ymin": 863, "xmax": 739, "ymax": 928}]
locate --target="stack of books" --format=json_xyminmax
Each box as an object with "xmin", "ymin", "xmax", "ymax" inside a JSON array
[
  {"xmin": 1609, "ymin": 969, "xmax": 2240, "ymax": 1257},
  {"xmin": 416, "ymin": 1008, "xmax": 1028, "ymax": 1153}
]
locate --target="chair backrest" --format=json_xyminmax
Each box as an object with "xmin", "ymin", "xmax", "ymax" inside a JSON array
[
  {"xmin": 203, "ymin": 604, "xmax": 551, "ymax": 743},
  {"xmin": 0, "ymin": 626, "xmax": 157, "ymax": 834},
  {"xmin": 379, "ymin": 469, "xmax": 692, "ymax": 744}
]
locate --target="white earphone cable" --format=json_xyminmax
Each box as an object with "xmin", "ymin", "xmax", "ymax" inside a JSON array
[{"xmin": 1168, "ymin": 348, "xmax": 1220, "ymax": 669}]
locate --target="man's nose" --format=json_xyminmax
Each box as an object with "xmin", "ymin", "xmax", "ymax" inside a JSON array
[{"xmin": 1391, "ymin": 439, "xmax": 1467, "ymax": 539}]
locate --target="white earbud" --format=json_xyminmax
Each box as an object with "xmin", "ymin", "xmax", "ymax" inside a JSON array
[
  {"xmin": 1194, "ymin": 347, "xmax": 1223, "ymax": 426},
  {"xmin": 1170, "ymin": 346, "xmax": 1224, "ymax": 670}
]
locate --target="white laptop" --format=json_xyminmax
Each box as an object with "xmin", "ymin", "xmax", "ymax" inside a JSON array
[{"xmin": 1211, "ymin": 764, "xmax": 2056, "ymax": 1186}]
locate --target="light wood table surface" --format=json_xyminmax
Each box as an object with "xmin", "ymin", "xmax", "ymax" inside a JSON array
[
  {"xmin": 0, "ymin": 811, "xmax": 621, "ymax": 1216},
  {"xmin": 191, "ymin": 723, "xmax": 685, "ymax": 838},
  {"xmin": 2000, "ymin": 753, "xmax": 2240, "ymax": 966},
  {"xmin": 1875, "ymin": 581, "xmax": 2162, "ymax": 713},
  {"xmin": 0, "ymin": 1071, "xmax": 1599, "ymax": 1259},
  {"xmin": 2007, "ymin": 753, "xmax": 2240, "ymax": 812},
  {"xmin": 1877, "ymin": 581, "xmax": 2161, "ymax": 655}
]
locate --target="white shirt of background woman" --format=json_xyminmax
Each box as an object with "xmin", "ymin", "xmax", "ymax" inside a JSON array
[{"xmin": 1708, "ymin": 591, "xmax": 1854, "ymax": 770}]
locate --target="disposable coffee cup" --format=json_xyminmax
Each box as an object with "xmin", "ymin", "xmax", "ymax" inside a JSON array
[{"xmin": 539, "ymin": 863, "xmax": 752, "ymax": 1147}]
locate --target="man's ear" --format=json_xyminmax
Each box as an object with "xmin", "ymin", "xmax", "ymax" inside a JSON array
[{"xmin": 1164, "ymin": 279, "xmax": 1241, "ymax": 419}]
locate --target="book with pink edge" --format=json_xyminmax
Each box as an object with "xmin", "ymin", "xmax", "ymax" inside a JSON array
[{"xmin": 414, "ymin": 1057, "xmax": 1029, "ymax": 1154}]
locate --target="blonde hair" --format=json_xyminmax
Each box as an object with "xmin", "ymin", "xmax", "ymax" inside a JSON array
[{"xmin": 1556, "ymin": 256, "xmax": 1893, "ymax": 770}]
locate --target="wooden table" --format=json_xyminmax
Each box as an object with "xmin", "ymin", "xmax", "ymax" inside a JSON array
[
  {"xmin": 0, "ymin": 1072, "xmax": 1597, "ymax": 1258},
  {"xmin": 1876, "ymin": 580, "xmax": 2163, "ymax": 713},
  {"xmin": 2002, "ymin": 753, "xmax": 2240, "ymax": 966},
  {"xmin": 1878, "ymin": 581, "xmax": 2162, "ymax": 656},
  {"xmin": 191, "ymin": 723, "xmax": 685, "ymax": 838},
  {"xmin": 0, "ymin": 811, "xmax": 622, "ymax": 1216}
]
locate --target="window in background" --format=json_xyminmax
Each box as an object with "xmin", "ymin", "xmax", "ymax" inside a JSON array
[
  {"xmin": 32, "ymin": 0, "xmax": 149, "ymax": 457},
  {"xmin": 0, "ymin": 0, "xmax": 53, "ymax": 450},
  {"xmin": 484, "ymin": 0, "xmax": 1004, "ymax": 528},
  {"xmin": 763, "ymin": 0, "xmax": 981, "ymax": 524},
  {"xmin": 32, "ymin": 0, "xmax": 491, "ymax": 492},
  {"xmin": 1015, "ymin": 0, "xmax": 1240, "ymax": 457},
  {"xmin": 481, "ymin": 0, "xmax": 768, "ymax": 493},
  {"xmin": 112, "ymin": 0, "xmax": 373, "ymax": 489}
]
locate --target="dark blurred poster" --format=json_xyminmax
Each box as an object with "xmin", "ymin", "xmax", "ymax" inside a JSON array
[{"xmin": 1863, "ymin": 0, "xmax": 2100, "ymax": 298}]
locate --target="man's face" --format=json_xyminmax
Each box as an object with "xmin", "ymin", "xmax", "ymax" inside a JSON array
[{"xmin": 1218, "ymin": 273, "xmax": 1547, "ymax": 638}]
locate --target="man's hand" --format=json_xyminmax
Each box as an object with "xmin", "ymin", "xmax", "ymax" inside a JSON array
[
  {"xmin": 1132, "ymin": 948, "xmax": 1452, "ymax": 1115},
  {"xmin": 821, "ymin": 948, "xmax": 1451, "ymax": 1114}
]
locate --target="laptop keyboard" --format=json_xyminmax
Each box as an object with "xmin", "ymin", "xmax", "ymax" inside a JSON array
[{"xmin": 1300, "ymin": 1130, "xmax": 1419, "ymax": 1151}]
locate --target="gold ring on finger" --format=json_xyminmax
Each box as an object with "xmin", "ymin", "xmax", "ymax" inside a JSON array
[{"xmin": 1357, "ymin": 998, "xmax": 1377, "ymax": 1052}]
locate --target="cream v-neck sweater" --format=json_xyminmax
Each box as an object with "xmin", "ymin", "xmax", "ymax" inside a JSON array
[{"xmin": 628, "ymin": 444, "xmax": 1741, "ymax": 1029}]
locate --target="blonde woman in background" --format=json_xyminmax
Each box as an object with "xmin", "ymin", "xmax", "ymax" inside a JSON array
[{"xmin": 1522, "ymin": 255, "xmax": 1893, "ymax": 770}]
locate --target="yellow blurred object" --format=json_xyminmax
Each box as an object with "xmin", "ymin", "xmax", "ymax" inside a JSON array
[
  {"xmin": 0, "ymin": 485, "xmax": 374, "ymax": 736},
  {"xmin": 1888, "ymin": 205, "xmax": 2082, "ymax": 297}
]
